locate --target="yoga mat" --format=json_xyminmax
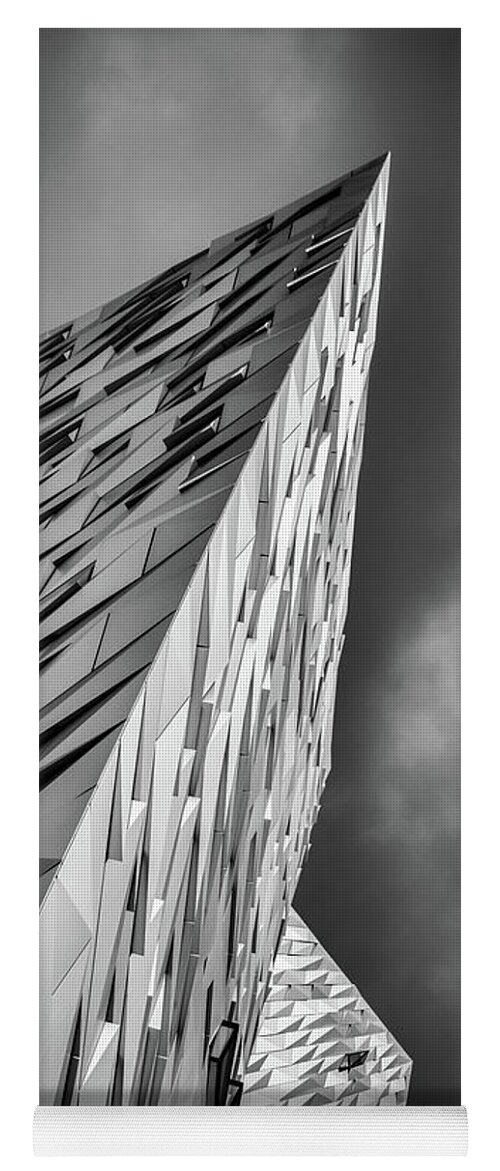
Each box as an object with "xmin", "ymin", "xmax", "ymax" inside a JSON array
[{"xmin": 38, "ymin": 28, "xmax": 462, "ymax": 1154}]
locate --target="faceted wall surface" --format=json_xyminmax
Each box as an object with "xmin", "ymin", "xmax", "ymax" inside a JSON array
[
  {"xmin": 243, "ymin": 909, "xmax": 412, "ymax": 1106},
  {"xmin": 39, "ymin": 154, "xmax": 400, "ymax": 1106}
]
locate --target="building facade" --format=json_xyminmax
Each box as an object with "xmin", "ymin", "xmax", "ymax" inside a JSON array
[
  {"xmin": 243, "ymin": 909, "xmax": 412, "ymax": 1106},
  {"xmin": 40, "ymin": 152, "xmax": 410, "ymax": 1106}
]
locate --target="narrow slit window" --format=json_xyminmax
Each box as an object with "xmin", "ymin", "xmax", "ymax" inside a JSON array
[
  {"xmin": 287, "ymin": 260, "xmax": 336, "ymax": 291},
  {"xmin": 306, "ymin": 224, "xmax": 354, "ymax": 254},
  {"xmin": 226, "ymin": 884, "xmax": 237, "ymax": 979},
  {"xmin": 234, "ymin": 217, "xmax": 273, "ymax": 244},
  {"xmin": 203, "ymin": 981, "xmax": 214, "ymax": 1060}
]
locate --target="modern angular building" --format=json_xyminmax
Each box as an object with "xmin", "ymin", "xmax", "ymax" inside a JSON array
[
  {"xmin": 242, "ymin": 910, "xmax": 412, "ymax": 1107},
  {"xmin": 39, "ymin": 151, "xmax": 411, "ymax": 1106}
]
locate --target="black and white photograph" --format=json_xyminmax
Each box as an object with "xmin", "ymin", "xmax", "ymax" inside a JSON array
[{"xmin": 26, "ymin": 18, "xmax": 467, "ymax": 1156}]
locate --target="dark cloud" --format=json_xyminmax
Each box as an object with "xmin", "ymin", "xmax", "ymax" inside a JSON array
[
  {"xmin": 39, "ymin": 28, "xmax": 460, "ymax": 1103},
  {"xmin": 297, "ymin": 588, "xmax": 460, "ymax": 1104}
]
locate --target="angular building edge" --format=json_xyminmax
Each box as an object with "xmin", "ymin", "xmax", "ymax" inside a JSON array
[
  {"xmin": 243, "ymin": 908, "xmax": 412, "ymax": 1106},
  {"xmin": 40, "ymin": 154, "xmax": 409, "ymax": 1106}
]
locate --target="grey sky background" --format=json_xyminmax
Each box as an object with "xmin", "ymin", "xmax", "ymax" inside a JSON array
[{"xmin": 39, "ymin": 28, "xmax": 460, "ymax": 1104}]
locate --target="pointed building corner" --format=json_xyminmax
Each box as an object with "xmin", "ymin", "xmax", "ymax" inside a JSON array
[{"xmin": 39, "ymin": 155, "xmax": 405, "ymax": 1106}]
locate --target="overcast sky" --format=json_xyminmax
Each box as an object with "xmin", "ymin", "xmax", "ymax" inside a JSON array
[{"xmin": 40, "ymin": 27, "xmax": 460, "ymax": 1105}]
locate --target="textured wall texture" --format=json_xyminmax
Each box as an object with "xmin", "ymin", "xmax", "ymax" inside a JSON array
[
  {"xmin": 39, "ymin": 154, "xmax": 406, "ymax": 1106},
  {"xmin": 243, "ymin": 908, "xmax": 411, "ymax": 1106}
]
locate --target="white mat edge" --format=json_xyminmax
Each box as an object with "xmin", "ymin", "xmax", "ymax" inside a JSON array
[{"xmin": 33, "ymin": 1105, "xmax": 468, "ymax": 1156}]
